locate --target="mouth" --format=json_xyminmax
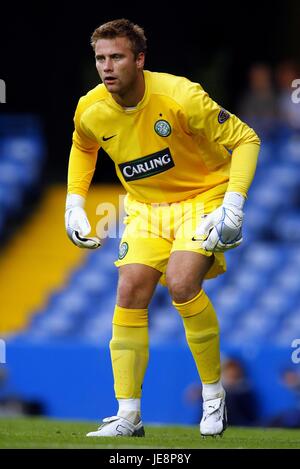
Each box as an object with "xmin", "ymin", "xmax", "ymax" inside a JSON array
[{"xmin": 104, "ymin": 77, "xmax": 117, "ymax": 85}]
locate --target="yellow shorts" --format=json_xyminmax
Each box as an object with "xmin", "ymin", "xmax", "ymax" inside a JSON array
[{"xmin": 115, "ymin": 183, "xmax": 228, "ymax": 285}]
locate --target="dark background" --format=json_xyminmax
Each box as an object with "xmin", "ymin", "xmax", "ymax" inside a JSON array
[{"xmin": 0, "ymin": 0, "xmax": 299, "ymax": 182}]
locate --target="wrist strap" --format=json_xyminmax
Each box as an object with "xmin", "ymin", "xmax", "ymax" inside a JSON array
[
  {"xmin": 66, "ymin": 193, "xmax": 86, "ymax": 210},
  {"xmin": 223, "ymin": 192, "xmax": 245, "ymax": 209}
]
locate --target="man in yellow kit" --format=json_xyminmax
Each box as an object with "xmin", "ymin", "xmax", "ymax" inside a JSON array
[{"xmin": 65, "ymin": 19, "xmax": 260, "ymax": 437}]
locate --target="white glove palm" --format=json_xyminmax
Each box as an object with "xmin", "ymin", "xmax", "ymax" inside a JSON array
[
  {"xmin": 194, "ymin": 192, "xmax": 245, "ymax": 252},
  {"xmin": 65, "ymin": 194, "xmax": 101, "ymax": 249}
]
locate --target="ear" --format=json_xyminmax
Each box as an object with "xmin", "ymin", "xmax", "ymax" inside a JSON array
[{"xmin": 136, "ymin": 52, "xmax": 145, "ymax": 70}]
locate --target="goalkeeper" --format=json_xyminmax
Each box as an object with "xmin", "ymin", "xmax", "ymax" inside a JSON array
[{"xmin": 65, "ymin": 18, "xmax": 260, "ymax": 438}]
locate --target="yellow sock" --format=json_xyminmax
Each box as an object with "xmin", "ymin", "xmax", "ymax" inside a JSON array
[
  {"xmin": 109, "ymin": 305, "xmax": 149, "ymax": 399},
  {"xmin": 173, "ymin": 290, "xmax": 221, "ymax": 384}
]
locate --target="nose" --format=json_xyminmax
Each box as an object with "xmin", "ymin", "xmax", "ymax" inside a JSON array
[{"xmin": 103, "ymin": 58, "xmax": 113, "ymax": 72}]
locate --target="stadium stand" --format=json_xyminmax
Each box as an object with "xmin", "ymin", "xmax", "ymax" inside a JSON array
[{"xmin": 0, "ymin": 115, "xmax": 46, "ymax": 242}]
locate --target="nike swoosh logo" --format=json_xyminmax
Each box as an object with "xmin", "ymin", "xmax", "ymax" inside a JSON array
[
  {"xmin": 192, "ymin": 236, "xmax": 207, "ymax": 242},
  {"xmin": 102, "ymin": 135, "xmax": 116, "ymax": 141}
]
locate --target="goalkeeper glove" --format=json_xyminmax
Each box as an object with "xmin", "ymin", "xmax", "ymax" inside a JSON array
[
  {"xmin": 193, "ymin": 192, "xmax": 245, "ymax": 252},
  {"xmin": 65, "ymin": 194, "xmax": 101, "ymax": 249}
]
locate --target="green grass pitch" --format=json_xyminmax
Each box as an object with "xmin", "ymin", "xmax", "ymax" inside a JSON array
[{"xmin": 0, "ymin": 417, "xmax": 299, "ymax": 449}]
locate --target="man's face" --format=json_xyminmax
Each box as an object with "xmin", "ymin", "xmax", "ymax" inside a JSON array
[{"xmin": 95, "ymin": 36, "xmax": 144, "ymax": 96}]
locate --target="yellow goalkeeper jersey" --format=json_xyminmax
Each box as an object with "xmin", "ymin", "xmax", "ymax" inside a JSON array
[{"xmin": 68, "ymin": 70, "xmax": 260, "ymax": 203}]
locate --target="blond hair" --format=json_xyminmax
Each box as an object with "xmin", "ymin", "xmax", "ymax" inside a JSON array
[{"xmin": 91, "ymin": 18, "xmax": 147, "ymax": 58}]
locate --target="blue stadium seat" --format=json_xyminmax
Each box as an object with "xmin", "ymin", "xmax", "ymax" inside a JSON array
[
  {"xmin": 256, "ymin": 287, "xmax": 297, "ymax": 316},
  {"xmin": 273, "ymin": 327, "xmax": 299, "ymax": 347},
  {"xmin": 0, "ymin": 135, "xmax": 45, "ymax": 164},
  {"xmin": 0, "ymin": 183, "xmax": 23, "ymax": 212},
  {"xmin": 68, "ymin": 269, "xmax": 113, "ymax": 296},
  {"xmin": 212, "ymin": 285, "xmax": 253, "ymax": 316},
  {"xmin": 274, "ymin": 212, "xmax": 300, "ymax": 242},
  {"xmin": 277, "ymin": 134, "xmax": 300, "ymax": 164},
  {"xmin": 0, "ymin": 115, "xmax": 45, "ymax": 239},
  {"xmin": 272, "ymin": 267, "xmax": 300, "ymax": 294},
  {"xmin": 229, "ymin": 268, "xmax": 269, "ymax": 294},
  {"xmin": 149, "ymin": 307, "xmax": 184, "ymax": 345},
  {"xmin": 243, "ymin": 244, "xmax": 285, "ymax": 271}
]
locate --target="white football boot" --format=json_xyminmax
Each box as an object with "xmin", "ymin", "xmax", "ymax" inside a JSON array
[
  {"xmin": 86, "ymin": 416, "xmax": 145, "ymax": 437},
  {"xmin": 200, "ymin": 392, "xmax": 227, "ymax": 437}
]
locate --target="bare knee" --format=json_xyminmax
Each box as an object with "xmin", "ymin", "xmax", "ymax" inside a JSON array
[
  {"xmin": 117, "ymin": 278, "xmax": 148, "ymax": 308},
  {"xmin": 166, "ymin": 252, "xmax": 213, "ymax": 304},
  {"xmin": 117, "ymin": 265, "xmax": 161, "ymax": 308},
  {"xmin": 166, "ymin": 275, "xmax": 202, "ymax": 304}
]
